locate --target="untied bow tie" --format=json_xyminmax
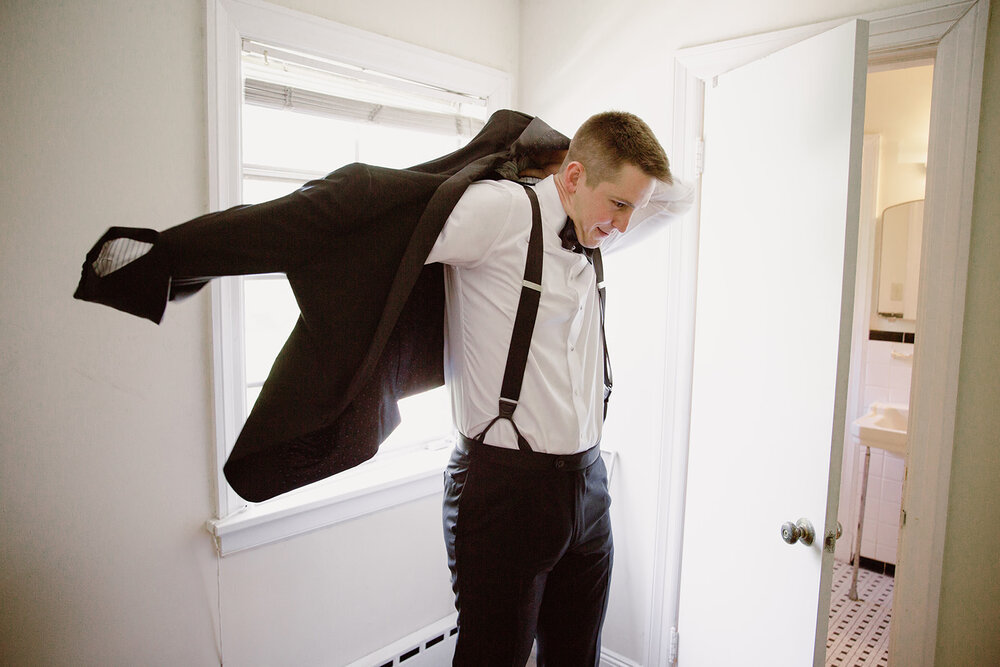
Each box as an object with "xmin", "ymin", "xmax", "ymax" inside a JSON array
[{"xmin": 559, "ymin": 218, "xmax": 588, "ymax": 255}]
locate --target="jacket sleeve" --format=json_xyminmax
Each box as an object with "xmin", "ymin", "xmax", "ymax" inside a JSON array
[{"xmin": 73, "ymin": 163, "xmax": 440, "ymax": 323}]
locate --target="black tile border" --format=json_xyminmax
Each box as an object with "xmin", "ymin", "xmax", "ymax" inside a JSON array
[
  {"xmin": 858, "ymin": 555, "xmax": 896, "ymax": 577},
  {"xmin": 869, "ymin": 330, "xmax": 915, "ymax": 344}
]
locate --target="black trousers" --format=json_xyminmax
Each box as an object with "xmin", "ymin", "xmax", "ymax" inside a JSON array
[{"xmin": 442, "ymin": 437, "xmax": 614, "ymax": 667}]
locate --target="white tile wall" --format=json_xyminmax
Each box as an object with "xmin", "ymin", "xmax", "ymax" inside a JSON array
[
  {"xmin": 855, "ymin": 338, "xmax": 913, "ymax": 564},
  {"xmin": 863, "ymin": 340, "xmax": 913, "ymax": 407}
]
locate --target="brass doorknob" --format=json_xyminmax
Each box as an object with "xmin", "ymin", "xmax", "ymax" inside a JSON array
[{"xmin": 780, "ymin": 518, "xmax": 815, "ymax": 546}]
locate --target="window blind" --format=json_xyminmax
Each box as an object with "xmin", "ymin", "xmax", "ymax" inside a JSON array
[
  {"xmin": 241, "ymin": 39, "xmax": 486, "ymax": 138},
  {"xmin": 243, "ymin": 78, "xmax": 485, "ymax": 138}
]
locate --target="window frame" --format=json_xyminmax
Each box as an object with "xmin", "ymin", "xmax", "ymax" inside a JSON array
[{"xmin": 204, "ymin": 0, "xmax": 510, "ymax": 555}]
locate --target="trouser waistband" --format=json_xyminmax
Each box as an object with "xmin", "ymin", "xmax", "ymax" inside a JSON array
[{"xmin": 458, "ymin": 434, "xmax": 601, "ymax": 471}]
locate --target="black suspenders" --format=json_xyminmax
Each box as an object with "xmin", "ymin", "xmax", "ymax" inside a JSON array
[
  {"xmin": 473, "ymin": 184, "xmax": 612, "ymax": 452},
  {"xmin": 592, "ymin": 248, "xmax": 612, "ymax": 419}
]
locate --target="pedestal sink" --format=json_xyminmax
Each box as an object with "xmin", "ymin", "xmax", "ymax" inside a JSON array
[
  {"xmin": 846, "ymin": 402, "xmax": 908, "ymax": 599},
  {"xmin": 851, "ymin": 402, "xmax": 909, "ymax": 455}
]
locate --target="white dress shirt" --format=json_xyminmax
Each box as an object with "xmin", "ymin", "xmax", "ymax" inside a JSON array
[{"xmin": 426, "ymin": 174, "xmax": 694, "ymax": 454}]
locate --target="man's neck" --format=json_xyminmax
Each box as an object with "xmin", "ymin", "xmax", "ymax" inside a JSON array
[{"xmin": 553, "ymin": 171, "xmax": 573, "ymax": 219}]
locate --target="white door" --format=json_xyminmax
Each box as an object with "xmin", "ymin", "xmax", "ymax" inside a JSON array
[{"xmin": 677, "ymin": 20, "xmax": 868, "ymax": 667}]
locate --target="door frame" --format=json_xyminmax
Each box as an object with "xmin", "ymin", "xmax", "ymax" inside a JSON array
[{"xmin": 649, "ymin": 1, "xmax": 989, "ymax": 664}]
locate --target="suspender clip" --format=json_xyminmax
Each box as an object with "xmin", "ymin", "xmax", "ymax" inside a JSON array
[{"xmin": 498, "ymin": 397, "xmax": 518, "ymax": 418}]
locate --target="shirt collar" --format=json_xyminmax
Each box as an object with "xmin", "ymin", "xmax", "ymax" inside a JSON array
[{"xmin": 533, "ymin": 176, "xmax": 574, "ymax": 241}]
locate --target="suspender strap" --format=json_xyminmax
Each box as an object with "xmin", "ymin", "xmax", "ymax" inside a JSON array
[
  {"xmin": 475, "ymin": 186, "xmax": 615, "ymax": 449},
  {"xmin": 475, "ymin": 184, "xmax": 543, "ymax": 452},
  {"xmin": 592, "ymin": 248, "xmax": 613, "ymax": 419}
]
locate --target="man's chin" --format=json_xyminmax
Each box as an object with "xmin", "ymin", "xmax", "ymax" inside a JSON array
[{"xmin": 586, "ymin": 229, "xmax": 614, "ymax": 248}]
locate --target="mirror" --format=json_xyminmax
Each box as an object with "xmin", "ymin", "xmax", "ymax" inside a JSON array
[{"xmin": 876, "ymin": 199, "xmax": 924, "ymax": 320}]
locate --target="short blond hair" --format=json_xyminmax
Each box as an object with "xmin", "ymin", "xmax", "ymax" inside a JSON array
[{"xmin": 563, "ymin": 111, "xmax": 672, "ymax": 185}]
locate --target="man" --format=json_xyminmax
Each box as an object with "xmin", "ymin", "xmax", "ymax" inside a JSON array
[
  {"xmin": 73, "ymin": 109, "xmax": 691, "ymax": 664},
  {"xmin": 430, "ymin": 112, "xmax": 689, "ymax": 666}
]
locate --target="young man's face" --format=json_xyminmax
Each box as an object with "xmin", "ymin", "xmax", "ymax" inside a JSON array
[{"xmin": 565, "ymin": 162, "xmax": 656, "ymax": 248}]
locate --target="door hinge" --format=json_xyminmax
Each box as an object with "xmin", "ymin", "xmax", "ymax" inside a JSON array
[
  {"xmin": 669, "ymin": 626, "xmax": 679, "ymax": 664},
  {"xmin": 695, "ymin": 138, "xmax": 705, "ymax": 176}
]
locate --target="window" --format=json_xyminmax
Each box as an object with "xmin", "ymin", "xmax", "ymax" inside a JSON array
[
  {"xmin": 239, "ymin": 42, "xmax": 483, "ymax": 457},
  {"xmin": 205, "ymin": 0, "xmax": 509, "ymax": 555}
]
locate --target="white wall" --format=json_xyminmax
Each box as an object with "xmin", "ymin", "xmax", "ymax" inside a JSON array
[
  {"xmin": 0, "ymin": 1, "xmax": 518, "ymax": 665},
  {"xmin": 1, "ymin": 1, "xmax": 218, "ymax": 663},
  {"xmin": 520, "ymin": 0, "xmax": 999, "ymax": 664},
  {"xmin": 218, "ymin": 495, "xmax": 450, "ymax": 665},
  {"xmin": 866, "ymin": 65, "xmax": 934, "ymax": 217}
]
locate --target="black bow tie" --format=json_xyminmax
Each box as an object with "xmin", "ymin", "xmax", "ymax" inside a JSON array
[{"xmin": 559, "ymin": 218, "xmax": 585, "ymax": 254}]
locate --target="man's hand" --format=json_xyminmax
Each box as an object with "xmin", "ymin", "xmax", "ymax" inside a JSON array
[{"xmin": 518, "ymin": 149, "xmax": 568, "ymax": 180}]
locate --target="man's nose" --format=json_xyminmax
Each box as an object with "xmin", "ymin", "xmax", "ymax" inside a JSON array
[{"xmin": 611, "ymin": 211, "xmax": 632, "ymax": 233}]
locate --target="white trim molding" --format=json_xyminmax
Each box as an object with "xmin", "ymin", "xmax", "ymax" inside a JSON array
[
  {"xmin": 656, "ymin": 1, "xmax": 988, "ymax": 665},
  {"xmin": 600, "ymin": 646, "xmax": 643, "ymax": 667},
  {"xmin": 206, "ymin": 445, "xmax": 452, "ymax": 556},
  {"xmin": 891, "ymin": 1, "xmax": 990, "ymax": 664}
]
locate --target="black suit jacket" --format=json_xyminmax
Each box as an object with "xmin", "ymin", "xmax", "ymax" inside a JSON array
[{"xmin": 75, "ymin": 110, "xmax": 570, "ymax": 502}]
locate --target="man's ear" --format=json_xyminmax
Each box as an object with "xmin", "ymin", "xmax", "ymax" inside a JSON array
[{"xmin": 562, "ymin": 161, "xmax": 585, "ymax": 193}]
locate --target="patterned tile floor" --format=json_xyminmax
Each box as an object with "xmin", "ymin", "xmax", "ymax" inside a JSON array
[{"xmin": 826, "ymin": 560, "xmax": 894, "ymax": 667}]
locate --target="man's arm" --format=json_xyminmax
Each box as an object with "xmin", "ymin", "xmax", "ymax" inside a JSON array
[
  {"xmin": 425, "ymin": 180, "xmax": 522, "ymax": 268},
  {"xmin": 601, "ymin": 176, "xmax": 696, "ymax": 254},
  {"xmin": 74, "ymin": 163, "xmax": 440, "ymax": 322}
]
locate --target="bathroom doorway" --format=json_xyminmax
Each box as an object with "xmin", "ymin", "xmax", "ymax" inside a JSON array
[
  {"xmin": 826, "ymin": 59, "xmax": 934, "ymax": 667},
  {"xmin": 662, "ymin": 2, "xmax": 987, "ymax": 665}
]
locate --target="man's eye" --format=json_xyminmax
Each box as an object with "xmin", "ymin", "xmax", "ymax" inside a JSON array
[{"xmin": 613, "ymin": 201, "xmax": 627, "ymax": 209}]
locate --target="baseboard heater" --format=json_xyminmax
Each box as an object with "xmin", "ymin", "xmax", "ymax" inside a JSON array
[
  {"xmin": 346, "ymin": 613, "xmax": 459, "ymax": 667},
  {"xmin": 345, "ymin": 610, "xmax": 641, "ymax": 666}
]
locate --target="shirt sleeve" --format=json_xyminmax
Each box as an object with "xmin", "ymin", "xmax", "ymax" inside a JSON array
[
  {"xmin": 601, "ymin": 175, "xmax": 697, "ymax": 254},
  {"xmin": 426, "ymin": 180, "xmax": 519, "ymax": 267}
]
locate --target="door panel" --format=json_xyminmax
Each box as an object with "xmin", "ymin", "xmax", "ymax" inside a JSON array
[{"xmin": 677, "ymin": 20, "xmax": 867, "ymax": 667}]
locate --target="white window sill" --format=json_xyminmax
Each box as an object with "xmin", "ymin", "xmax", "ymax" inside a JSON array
[
  {"xmin": 206, "ymin": 439, "xmax": 618, "ymax": 557},
  {"xmin": 206, "ymin": 439, "xmax": 455, "ymax": 556}
]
